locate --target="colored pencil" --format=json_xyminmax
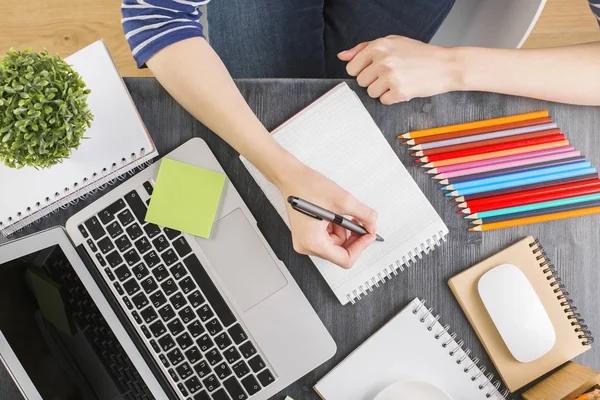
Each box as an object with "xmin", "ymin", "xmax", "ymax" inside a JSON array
[
  {"xmin": 442, "ymin": 162, "xmax": 591, "ymax": 191},
  {"xmin": 434, "ymin": 151, "xmax": 582, "ymax": 179},
  {"xmin": 404, "ymin": 117, "xmax": 553, "ymax": 146},
  {"xmin": 445, "ymin": 167, "xmax": 597, "ymax": 197},
  {"xmin": 458, "ymin": 179, "xmax": 600, "ymax": 213},
  {"xmin": 423, "ymin": 140, "xmax": 570, "ymax": 168},
  {"xmin": 426, "ymin": 146, "xmax": 575, "ymax": 174},
  {"xmin": 472, "ymin": 199, "xmax": 600, "ymax": 224},
  {"xmin": 439, "ymin": 157, "xmax": 585, "ymax": 185},
  {"xmin": 400, "ymin": 110, "xmax": 549, "ymax": 139},
  {"xmin": 466, "ymin": 193, "xmax": 600, "ymax": 219},
  {"xmin": 468, "ymin": 206, "xmax": 600, "ymax": 232},
  {"xmin": 417, "ymin": 134, "xmax": 565, "ymax": 163},
  {"xmin": 411, "ymin": 124, "xmax": 558, "ymax": 151},
  {"xmin": 454, "ymin": 174, "xmax": 599, "ymax": 202}
]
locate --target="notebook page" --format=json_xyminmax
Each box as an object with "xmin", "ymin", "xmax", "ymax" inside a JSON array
[
  {"xmin": 314, "ymin": 298, "xmax": 506, "ymax": 400},
  {"xmin": 0, "ymin": 41, "xmax": 156, "ymax": 226},
  {"xmin": 241, "ymin": 84, "xmax": 447, "ymax": 303}
]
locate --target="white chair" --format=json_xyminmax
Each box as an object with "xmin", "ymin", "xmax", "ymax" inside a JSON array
[{"xmin": 431, "ymin": 0, "xmax": 547, "ymax": 48}]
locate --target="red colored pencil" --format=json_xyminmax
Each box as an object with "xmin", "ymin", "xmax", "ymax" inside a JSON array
[
  {"xmin": 416, "ymin": 134, "xmax": 565, "ymax": 163},
  {"xmin": 458, "ymin": 179, "xmax": 600, "ymax": 214},
  {"xmin": 404, "ymin": 117, "xmax": 553, "ymax": 145},
  {"xmin": 412, "ymin": 129, "xmax": 560, "ymax": 157}
]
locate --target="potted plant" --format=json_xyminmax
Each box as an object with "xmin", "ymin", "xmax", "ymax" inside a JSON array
[{"xmin": 0, "ymin": 48, "xmax": 94, "ymax": 169}]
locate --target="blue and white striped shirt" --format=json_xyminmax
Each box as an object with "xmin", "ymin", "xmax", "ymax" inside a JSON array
[{"xmin": 122, "ymin": 0, "xmax": 600, "ymax": 69}]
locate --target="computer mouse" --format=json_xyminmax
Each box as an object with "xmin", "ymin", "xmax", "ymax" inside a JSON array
[
  {"xmin": 373, "ymin": 381, "xmax": 452, "ymax": 400},
  {"xmin": 478, "ymin": 263, "xmax": 555, "ymax": 363}
]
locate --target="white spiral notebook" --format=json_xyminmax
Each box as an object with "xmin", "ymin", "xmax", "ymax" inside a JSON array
[
  {"xmin": 0, "ymin": 41, "xmax": 158, "ymax": 236},
  {"xmin": 240, "ymin": 83, "xmax": 448, "ymax": 305},
  {"xmin": 314, "ymin": 297, "xmax": 508, "ymax": 400}
]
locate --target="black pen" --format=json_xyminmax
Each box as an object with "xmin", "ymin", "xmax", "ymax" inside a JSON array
[{"xmin": 287, "ymin": 196, "xmax": 384, "ymax": 242}]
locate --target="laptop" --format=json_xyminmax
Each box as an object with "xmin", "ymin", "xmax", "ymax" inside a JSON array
[{"xmin": 0, "ymin": 138, "xmax": 336, "ymax": 400}]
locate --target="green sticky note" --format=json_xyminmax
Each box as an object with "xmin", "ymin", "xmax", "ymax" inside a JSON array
[
  {"xmin": 145, "ymin": 158, "xmax": 226, "ymax": 238},
  {"xmin": 284, "ymin": 397, "xmax": 294, "ymax": 400}
]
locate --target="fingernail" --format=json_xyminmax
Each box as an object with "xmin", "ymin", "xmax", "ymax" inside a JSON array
[{"xmin": 338, "ymin": 50, "xmax": 349, "ymax": 56}]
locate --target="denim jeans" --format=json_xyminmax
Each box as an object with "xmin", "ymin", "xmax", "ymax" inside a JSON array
[{"xmin": 207, "ymin": 0, "xmax": 455, "ymax": 78}]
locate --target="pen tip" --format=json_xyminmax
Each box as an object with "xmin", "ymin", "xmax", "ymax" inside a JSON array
[{"xmin": 376, "ymin": 234, "xmax": 384, "ymax": 242}]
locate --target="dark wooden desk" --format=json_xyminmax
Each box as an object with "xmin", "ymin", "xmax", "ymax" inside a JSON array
[{"xmin": 2, "ymin": 79, "xmax": 600, "ymax": 400}]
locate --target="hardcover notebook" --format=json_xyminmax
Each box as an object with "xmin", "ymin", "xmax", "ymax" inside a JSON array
[
  {"xmin": 0, "ymin": 40, "xmax": 158, "ymax": 236},
  {"xmin": 448, "ymin": 236, "xmax": 593, "ymax": 391},
  {"xmin": 314, "ymin": 297, "xmax": 508, "ymax": 400},
  {"xmin": 240, "ymin": 83, "xmax": 448, "ymax": 305}
]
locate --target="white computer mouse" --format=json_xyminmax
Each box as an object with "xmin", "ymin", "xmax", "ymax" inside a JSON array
[{"xmin": 478, "ymin": 263, "xmax": 555, "ymax": 363}]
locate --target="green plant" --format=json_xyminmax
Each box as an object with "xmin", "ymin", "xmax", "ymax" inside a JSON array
[{"xmin": 0, "ymin": 48, "xmax": 93, "ymax": 169}]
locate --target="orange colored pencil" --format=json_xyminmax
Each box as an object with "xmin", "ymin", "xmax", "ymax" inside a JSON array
[
  {"xmin": 412, "ymin": 129, "xmax": 561, "ymax": 157},
  {"xmin": 469, "ymin": 205, "xmax": 600, "ymax": 231},
  {"xmin": 400, "ymin": 111, "xmax": 549, "ymax": 140},
  {"xmin": 421, "ymin": 140, "xmax": 569, "ymax": 168},
  {"xmin": 404, "ymin": 117, "xmax": 553, "ymax": 146}
]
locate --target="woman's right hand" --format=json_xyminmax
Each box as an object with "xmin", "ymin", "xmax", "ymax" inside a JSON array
[{"xmin": 274, "ymin": 160, "xmax": 379, "ymax": 269}]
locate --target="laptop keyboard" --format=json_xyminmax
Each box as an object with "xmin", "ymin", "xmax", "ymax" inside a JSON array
[{"xmin": 78, "ymin": 181, "xmax": 275, "ymax": 400}]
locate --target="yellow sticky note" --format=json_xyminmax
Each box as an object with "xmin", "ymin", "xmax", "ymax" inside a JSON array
[{"xmin": 145, "ymin": 158, "xmax": 226, "ymax": 238}]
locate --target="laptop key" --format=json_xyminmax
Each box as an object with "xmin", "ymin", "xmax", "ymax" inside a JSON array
[
  {"xmin": 143, "ymin": 181, "xmax": 154, "ymax": 195},
  {"xmin": 197, "ymin": 334, "xmax": 214, "ymax": 352},
  {"xmin": 167, "ymin": 368, "xmax": 179, "ymax": 383},
  {"xmin": 106, "ymin": 251, "xmax": 123, "ymax": 268},
  {"xmin": 197, "ymin": 304, "xmax": 214, "ymax": 322},
  {"xmin": 132, "ymin": 292, "xmax": 149, "ymax": 310},
  {"xmin": 173, "ymin": 237, "xmax": 192, "ymax": 257},
  {"xmin": 257, "ymin": 369, "xmax": 274, "ymax": 387},
  {"xmin": 247, "ymin": 355, "xmax": 265, "ymax": 373},
  {"xmin": 176, "ymin": 332, "xmax": 193, "ymax": 350},
  {"xmin": 205, "ymin": 348, "xmax": 223, "ymax": 366},
  {"xmin": 115, "ymin": 265, "xmax": 132, "ymax": 281},
  {"xmin": 122, "ymin": 296, "xmax": 134, "ymax": 311},
  {"xmin": 86, "ymin": 239, "xmax": 98, "ymax": 253},
  {"xmin": 185, "ymin": 346, "xmax": 201, "ymax": 364},
  {"xmin": 178, "ymin": 306, "xmax": 195, "ymax": 324},
  {"xmin": 241, "ymin": 375, "xmax": 261, "ymax": 396},
  {"xmin": 150, "ymin": 291, "xmax": 167, "ymax": 308},
  {"xmin": 223, "ymin": 347, "xmax": 241, "ymax": 364},
  {"xmin": 149, "ymin": 339, "xmax": 160, "ymax": 353},
  {"xmin": 107, "ymin": 221, "xmax": 123, "ymax": 238},
  {"xmin": 78, "ymin": 224, "xmax": 89, "ymax": 238},
  {"xmin": 188, "ymin": 320, "xmax": 205, "ymax": 338},
  {"xmin": 206, "ymin": 319, "xmax": 223, "ymax": 336},
  {"xmin": 188, "ymin": 291, "xmax": 204, "ymax": 308},
  {"xmin": 161, "ymin": 249, "xmax": 178, "ymax": 266},
  {"xmin": 131, "ymin": 311, "xmax": 142, "ymax": 324},
  {"xmin": 115, "ymin": 235, "xmax": 132, "ymax": 252},
  {"xmin": 123, "ymin": 249, "xmax": 141, "ymax": 266},
  {"xmin": 114, "ymin": 282, "xmax": 124, "ymax": 296},
  {"xmin": 126, "ymin": 223, "xmax": 143, "ymax": 241},
  {"xmin": 105, "ymin": 268, "xmax": 116, "ymax": 282},
  {"xmin": 117, "ymin": 210, "xmax": 135, "ymax": 227},
  {"xmin": 170, "ymin": 292, "xmax": 187, "ymax": 310},
  {"xmin": 175, "ymin": 362, "xmax": 193, "ymax": 380},
  {"xmin": 167, "ymin": 348, "xmax": 185, "ymax": 366},
  {"xmin": 158, "ymin": 304, "xmax": 176, "ymax": 322},
  {"xmin": 158, "ymin": 335, "xmax": 176, "ymax": 352},
  {"xmin": 152, "ymin": 235, "xmax": 170, "ymax": 253},
  {"xmin": 152, "ymin": 264, "xmax": 169, "ymax": 281},
  {"xmin": 149, "ymin": 320, "xmax": 166, "ymax": 337},
  {"xmin": 132, "ymin": 263, "xmax": 149, "ymax": 280},
  {"xmin": 167, "ymin": 319, "xmax": 185, "ymax": 336},
  {"xmin": 185, "ymin": 376, "xmax": 202, "ymax": 394},
  {"xmin": 164, "ymin": 228, "xmax": 180, "ymax": 240},
  {"xmin": 140, "ymin": 307, "xmax": 158, "ymax": 324},
  {"xmin": 143, "ymin": 223, "xmax": 161, "ymax": 239},
  {"xmin": 140, "ymin": 325, "xmax": 151, "ymax": 339},
  {"xmin": 99, "ymin": 199, "xmax": 126, "ymax": 224},
  {"xmin": 193, "ymin": 360, "xmax": 211, "ymax": 379},
  {"xmin": 124, "ymin": 190, "xmax": 147, "ymax": 223},
  {"xmin": 214, "ymin": 362, "xmax": 232, "ymax": 380},
  {"xmin": 170, "ymin": 262, "xmax": 187, "ymax": 280},
  {"xmin": 232, "ymin": 361, "xmax": 250, "ymax": 378},
  {"xmin": 161, "ymin": 279, "xmax": 177, "ymax": 296},
  {"xmin": 123, "ymin": 279, "xmax": 141, "ymax": 296},
  {"xmin": 143, "ymin": 250, "xmax": 160, "ymax": 268},
  {"xmin": 227, "ymin": 324, "xmax": 248, "ymax": 345},
  {"xmin": 184, "ymin": 255, "xmax": 236, "ymax": 327},
  {"xmin": 134, "ymin": 237, "xmax": 152, "ymax": 254},
  {"xmin": 177, "ymin": 383, "xmax": 188, "ymax": 397},
  {"xmin": 84, "ymin": 216, "xmax": 105, "ymax": 240},
  {"xmin": 95, "ymin": 253, "xmax": 107, "ymax": 267},
  {"xmin": 179, "ymin": 276, "xmax": 196, "ymax": 294},
  {"xmin": 97, "ymin": 237, "xmax": 115, "ymax": 254},
  {"xmin": 202, "ymin": 374, "xmax": 219, "ymax": 392},
  {"xmin": 159, "ymin": 354, "xmax": 170, "ymax": 368},
  {"xmin": 223, "ymin": 377, "xmax": 247, "ymax": 400},
  {"xmin": 194, "ymin": 390, "xmax": 210, "ymax": 400},
  {"xmin": 141, "ymin": 277, "xmax": 158, "ymax": 294},
  {"xmin": 214, "ymin": 332, "xmax": 232, "ymax": 350},
  {"xmin": 239, "ymin": 341, "xmax": 256, "ymax": 359},
  {"xmin": 211, "ymin": 388, "xmax": 229, "ymax": 400}
]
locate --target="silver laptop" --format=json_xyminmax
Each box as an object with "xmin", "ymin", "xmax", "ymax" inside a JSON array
[{"xmin": 0, "ymin": 138, "xmax": 336, "ymax": 400}]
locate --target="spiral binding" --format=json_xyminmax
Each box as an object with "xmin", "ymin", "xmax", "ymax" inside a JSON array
[
  {"xmin": 412, "ymin": 299, "xmax": 510, "ymax": 399},
  {"xmin": 529, "ymin": 238, "xmax": 594, "ymax": 346},
  {"xmin": 0, "ymin": 148, "xmax": 153, "ymax": 237},
  {"xmin": 346, "ymin": 230, "xmax": 448, "ymax": 304}
]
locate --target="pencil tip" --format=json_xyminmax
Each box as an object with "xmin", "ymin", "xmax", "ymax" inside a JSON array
[
  {"xmin": 419, "ymin": 157, "xmax": 428, "ymax": 163},
  {"xmin": 456, "ymin": 197, "xmax": 465, "ymax": 202},
  {"xmin": 473, "ymin": 219, "xmax": 483, "ymax": 225},
  {"xmin": 426, "ymin": 169, "xmax": 436, "ymax": 175},
  {"xmin": 406, "ymin": 139, "xmax": 415, "ymax": 145},
  {"xmin": 450, "ymin": 191, "xmax": 459, "ymax": 197},
  {"xmin": 466, "ymin": 214, "xmax": 477, "ymax": 220},
  {"xmin": 400, "ymin": 132, "xmax": 410, "ymax": 139},
  {"xmin": 469, "ymin": 226, "xmax": 482, "ymax": 232},
  {"xmin": 415, "ymin": 159, "xmax": 423, "ymax": 163},
  {"xmin": 415, "ymin": 151, "xmax": 424, "ymax": 157},
  {"xmin": 439, "ymin": 179, "xmax": 449, "ymax": 185},
  {"xmin": 422, "ymin": 162, "xmax": 433, "ymax": 168}
]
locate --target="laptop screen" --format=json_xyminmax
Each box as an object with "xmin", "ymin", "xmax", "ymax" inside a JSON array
[{"xmin": 0, "ymin": 244, "xmax": 148, "ymax": 400}]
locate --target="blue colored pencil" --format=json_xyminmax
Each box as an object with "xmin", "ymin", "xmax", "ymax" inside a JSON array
[{"xmin": 472, "ymin": 199, "xmax": 600, "ymax": 224}]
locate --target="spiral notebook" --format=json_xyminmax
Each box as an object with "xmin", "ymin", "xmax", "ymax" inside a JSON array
[
  {"xmin": 0, "ymin": 41, "xmax": 157, "ymax": 236},
  {"xmin": 240, "ymin": 83, "xmax": 448, "ymax": 305},
  {"xmin": 448, "ymin": 236, "xmax": 593, "ymax": 392},
  {"xmin": 314, "ymin": 297, "xmax": 507, "ymax": 400}
]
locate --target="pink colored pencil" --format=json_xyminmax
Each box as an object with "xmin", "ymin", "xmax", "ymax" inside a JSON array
[
  {"xmin": 435, "ymin": 150, "xmax": 582, "ymax": 179},
  {"xmin": 426, "ymin": 146, "xmax": 575, "ymax": 174}
]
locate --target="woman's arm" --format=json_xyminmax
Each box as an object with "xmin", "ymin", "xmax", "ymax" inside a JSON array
[{"xmin": 339, "ymin": 36, "xmax": 600, "ymax": 106}]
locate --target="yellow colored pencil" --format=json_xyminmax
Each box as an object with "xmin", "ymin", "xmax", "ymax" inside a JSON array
[
  {"xmin": 469, "ymin": 206, "xmax": 600, "ymax": 231},
  {"xmin": 399, "ymin": 110, "xmax": 549, "ymax": 139}
]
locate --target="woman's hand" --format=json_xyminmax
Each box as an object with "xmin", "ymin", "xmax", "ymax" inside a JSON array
[
  {"xmin": 274, "ymin": 161, "xmax": 378, "ymax": 269},
  {"xmin": 338, "ymin": 35, "xmax": 461, "ymax": 104}
]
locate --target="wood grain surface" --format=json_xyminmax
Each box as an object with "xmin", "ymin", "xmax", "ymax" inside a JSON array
[
  {"xmin": 1, "ymin": 79, "xmax": 599, "ymax": 400},
  {"xmin": 0, "ymin": 0, "xmax": 598, "ymax": 77}
]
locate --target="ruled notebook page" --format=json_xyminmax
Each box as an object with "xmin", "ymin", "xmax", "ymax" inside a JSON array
[{"xmin": 240, "ymin": 83, "xmax": 448, "ymax": 304}]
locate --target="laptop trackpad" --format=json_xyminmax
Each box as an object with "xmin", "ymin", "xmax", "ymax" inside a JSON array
[{"xmin": 196, "ymin": 209, "xmax": 287, "ymax": 312}]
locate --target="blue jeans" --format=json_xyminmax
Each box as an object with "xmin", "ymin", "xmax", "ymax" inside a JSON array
[{"xmin": 207, "ymin": 0, "xmax": 455, "ymax": 78}]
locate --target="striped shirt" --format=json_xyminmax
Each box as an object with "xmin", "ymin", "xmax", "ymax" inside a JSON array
[{"xmin": 122, "ymin": 0, "xmax": 600, "ymax": 69}]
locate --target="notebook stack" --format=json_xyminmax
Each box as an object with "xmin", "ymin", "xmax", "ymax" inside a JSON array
[{"xmin": 400, "ymin": 111, "xmax": 600, "ymax": 232}]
